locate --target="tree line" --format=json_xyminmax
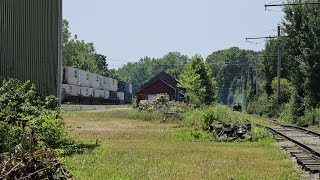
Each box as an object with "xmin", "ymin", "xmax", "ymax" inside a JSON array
[
  {"xmin": 243, "ymin": 0, "xmax": 320, "ymax": 125},
  {"xmin": 63, "ymin": 0, "xmax": 320, "ymax": 125},
  {"xmin": 62, "ymin": 20, "xmax": 118, "ymax": 79}
]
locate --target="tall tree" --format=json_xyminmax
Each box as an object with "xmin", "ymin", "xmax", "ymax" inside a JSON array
[
  {"xmin": 62, "ymin": 19, "xmax": 112, "ymax": 77},
  {"xmin": 117, "ymin": 52, "xmax": 189, "ymax": 94},
  {"xmin": 206, "ymin": 47, "xmax": 259, "ymax": 104},
  {"xmin": 94, "ymin": 53, "xmax": 109, "ymax": 76},
  {"xmin": 262, "ymin": 38, "xmax": 289, "ymax": 96},
  {"xmin": 282, "ymin": 0, "xmax": 320, "ymax": 116},
  {"xmin": 179, "ymin": 55, "xmax": 217, "ymax": 105}
]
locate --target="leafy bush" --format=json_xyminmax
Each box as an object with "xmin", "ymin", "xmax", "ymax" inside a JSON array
[
  {"xmin": 202, "ymin": 107, "xmax": 218, "ymax": 131},
  {"xmin": 150, "ymin": 93, "xmax": 170, "ymax": 110},
  {"xmin": 245, "ymin": 78, "xmax": 293, "ymax": 118},
  {"xmin": 181, "ymin": 109, "xmax": 203, "ymax": 128},
  {"xmin": 0, "ymin": 79, "xmax": 70, "ymax": 153},
  {"xmin": 191, "ymin": 129, "xmax": 210, "ymax": 141},
  {"xmin": 248, "ymin": 126, "xmax": 269, "ymax": 141},
  {"xmin": 296, "ymin": 108, "xmax": 320, "ymax": 126},
  {"xmin": 138, "ymin": 100, "xmax": 152, "ymax": 112},
  {"xmin": 181, "ymin": 105, "xmax": 268, "ymax": 141},
  {"xmin": 278, "ymin": 99, "xmax": 295, "ymax": 124},
  {"xmin": 270, "ymin": 78, "xmax": 293, "ymax": 105},
  {"xmin": 256, "ymin": 93, "xmax": 273, "ymax": 117},
  {"xmin": 136, "ymin": 94, "xmax": 188, "ymax": 121}
]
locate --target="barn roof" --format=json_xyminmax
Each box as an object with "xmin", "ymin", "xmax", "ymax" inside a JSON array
[
  {"xmin": 136, "ymin": 71, "xmax": 183, "ymax": 95},
  {"xmin": 140, "ymin": 71, "xmax": 178, "ymax": 90}
]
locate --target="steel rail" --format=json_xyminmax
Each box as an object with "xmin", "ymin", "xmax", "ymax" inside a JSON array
[{"xmin": 267, "ymin": 126, "xmax": 320, "ymax": 158}]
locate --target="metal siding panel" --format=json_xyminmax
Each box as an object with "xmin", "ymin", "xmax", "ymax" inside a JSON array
[{"xmin": 0, "ymin": 0, "xmax": 61, "ymax": 98}]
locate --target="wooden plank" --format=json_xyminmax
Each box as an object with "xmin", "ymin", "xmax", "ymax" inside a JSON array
[
  {"xmin": 288, "ymin": 150, "xmax": 304, "ymax": 154},
  {"xmin": 298, "ymin": 160, "xmax": 320, "ymax": 165},
  {"xmin": 304, "ymin": 165, "xmax": 320, "ymax": 173},
  {"xmin": 292, "ymin": 154, "xmax": 313, "ymax": 158}
]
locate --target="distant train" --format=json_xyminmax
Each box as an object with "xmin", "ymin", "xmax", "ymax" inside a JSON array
[{"xmin": 61, "ymin": 66, "xmax": 132, "ymax": 105}]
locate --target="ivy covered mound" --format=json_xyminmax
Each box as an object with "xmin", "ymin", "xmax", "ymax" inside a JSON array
[{"xmin": 0, "ymin": 79, "xmax": 75, "ymax": 179}]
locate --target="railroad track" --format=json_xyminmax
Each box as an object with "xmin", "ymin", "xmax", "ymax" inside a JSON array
[{"xmin": 266, "ymin": 124, "xmax": 320, "ymax": 173}]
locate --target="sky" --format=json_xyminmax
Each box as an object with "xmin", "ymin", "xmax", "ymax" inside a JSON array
[{"xmin": 63, "ymin": 0, "xmax": 284, "ymax": 69}]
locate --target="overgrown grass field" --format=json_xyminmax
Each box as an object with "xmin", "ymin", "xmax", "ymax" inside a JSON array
[{"xmin": 62, "ymin": 108, "xmax": 301, "ymax": 179}]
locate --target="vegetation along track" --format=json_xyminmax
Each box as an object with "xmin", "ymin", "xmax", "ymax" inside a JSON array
[{"xmin": 265, "ymin": 122, "xmax": 320, "ymax": 174}]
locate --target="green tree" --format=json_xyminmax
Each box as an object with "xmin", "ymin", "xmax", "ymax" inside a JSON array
[
  {"xmin": 206, "ymin": 47, "xmax": 259, "ymax": 104},
  {"xmin": 282, "ymin": 0, "xmax": 320, "ymax": 116},
  {"xmin": 270, "ymin": 78, "xmax": 293, "ymax": 105},
  {"xmin": 62, "ymin": 19, "xmax": 114, "ymax": 77},
  {"xmin": 179, "ymin": 55, "xmax": 217, "ymax": 105},
  {"xmin": 261, "ymin": 38, "xmax": 290, "ymax": 96},
  {"xmin": 94, "ymin": 53, "xmax": 109, "ymax": 76},
  {"xmin": 107, "ymin": 69, "xmax": 120, "ymax": 79},
  {"xmin": 117, "ymin": 52, "xmax": 189, "ymax": 93}
]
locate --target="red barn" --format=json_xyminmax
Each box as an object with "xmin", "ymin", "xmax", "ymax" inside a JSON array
[{"xmin": 136, "ymin": 71, "xmax": 184, "ymax": 105}]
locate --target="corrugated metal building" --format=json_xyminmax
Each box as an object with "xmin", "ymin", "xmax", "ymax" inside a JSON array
[{"xmin": 0, "ymin": 0, "xmax": 62, "ymax": 101}]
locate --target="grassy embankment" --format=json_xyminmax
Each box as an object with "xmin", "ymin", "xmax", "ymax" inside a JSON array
[{"xmin": 61, "ymin": 108, "xmax": 301, "ymax": 179}]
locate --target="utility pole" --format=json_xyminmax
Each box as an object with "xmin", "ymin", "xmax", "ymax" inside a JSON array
[
  {"xmin": 256, "ymin": 57, "xmax": 259, "ymax": 96},
  {"xmin": 241, "ymin": 66, "xmax": 243, "ymax": 92},
  {"xmin": 277, "ymin": 25, "xmax": 281, "ymax": 105},
  {"xmin": 246, "ymin": 25, "xmax": 282, "ymax": 102}
]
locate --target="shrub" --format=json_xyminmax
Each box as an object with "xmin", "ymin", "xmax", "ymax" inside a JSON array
[
  {"xmin": 202, "ymin": 107, "xmax": 218, "ymax": 131},
  {"xmin": 297, "ymin": 108, "xmax": 320, "ymax": 126},
  {"xmin": 138, "ymin": 100, "xmax": 152, "ymax": 112},
  {"xmin": 181, "ymin": 109, "xmax": 203, "ymax": 128},
  {"xmin": 137, "ymin": 94, "xmax": 188, "ymax": 121},
  {"xmin": 249, "ymin": 126, "xmax": 269, "ymax": 141},
  {"xmin": 182, "ymin": 105, "xmax": 268, "ymax": 141},
  {"xmin": 246, "ymin": 94, "xmax": 274, "ymax": 117},
  {"xmin": 191, "ymin": 129, "xmax": 210, "ymax": 140},
  {"xmin": 278, "ymin": 100, "xmax": 294, "ymax": 124},
  {"xmin": 271, "ymin": 78, "xmax": 293, "ymax": 105},
  {"xmin": 0, "ymin": 79, "xmax": 70, "ymax": 153},
  {"xmin": 245, "ymin": 78, "xmax": 293, "ymax": 118},
  {"xmin": 150, "ymin": 93, "xmax": 170, "ymax": 110}
]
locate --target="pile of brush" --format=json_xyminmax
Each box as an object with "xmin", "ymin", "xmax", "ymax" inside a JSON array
[
  {"xmin": 209, "ymin": 122, "xmax": 252, "ymax": 141},
  {"xmin": 0, "ymin": 149, "xmax": 74, "ymax": 180}
]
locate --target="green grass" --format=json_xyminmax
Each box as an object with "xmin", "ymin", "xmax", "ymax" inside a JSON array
[
  {"xmin": 245, "ymin": 113, "xmax": 276, "ymax": 127},
  {"xmin": 61, "ymin": 109, "xmax": 301, "ymax": 180}
]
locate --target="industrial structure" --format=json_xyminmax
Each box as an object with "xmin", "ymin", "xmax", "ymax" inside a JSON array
[{"xmin": 0, "ymin": 0, "xmax": 62, "ymax": 100}]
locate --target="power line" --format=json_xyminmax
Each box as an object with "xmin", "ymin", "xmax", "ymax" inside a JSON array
[
  {"xmin": 248, "ymin": 28, "xmax": 277, "ymax": 37},
  {"xmin": 246, "ymin": 40, "xmax": 267, "ymax": 44},
  {"xmin": 265, "ymin": 1, "xmax": 320, "ymax": 9},
  {"xmin": 246, "ymin": 36, "xmax": 277, "ymax": 41},
  {"xmin": 268, "ymin": 0, "xmax": 285, "ymax": 4}
]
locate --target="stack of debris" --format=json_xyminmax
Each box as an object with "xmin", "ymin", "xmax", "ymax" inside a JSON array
[
  {"xmin": 209, "ymin": 122, "xmax": 252, "ymax": 141},
  {"xmin": 0, "ymin": 149, "xmax": 75, "ymax": 179}
]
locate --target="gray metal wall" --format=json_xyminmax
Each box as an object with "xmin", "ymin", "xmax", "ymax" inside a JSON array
[{"xmin": 0, "ymin": 0, "xmax": 62, "ymax": 100}]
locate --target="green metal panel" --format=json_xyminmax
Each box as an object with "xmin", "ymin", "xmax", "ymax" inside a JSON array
[{"xmin": 0, "ymin": 0, "xmax": 62, "ymax": 99}]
